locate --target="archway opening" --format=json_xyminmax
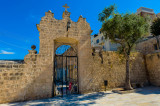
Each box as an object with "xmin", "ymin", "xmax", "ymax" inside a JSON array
[
  {"xmin": 54, "ymin": 45, "xmax": 78, "ymax": 97},
  {"xmin": 56, "ymin": 45, "xmax": 71, "ymax": 55}
]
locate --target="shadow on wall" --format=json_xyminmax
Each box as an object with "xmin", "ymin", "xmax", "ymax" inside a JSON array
[
  {"xmin": 86, "ymin": 52, "xmax": 148, "ymax": 91},
  {"xmin": 6, "ymin": 92, "xmax": 111, "ymax": 106},
  {"xmin": 146, "ymin": 53, "xmax": 160, "ymax": 86},
  {"xmin": 0, "ymin": 52, "xmax": 152, "ymax": 104},
  {"xmin": 130, "ymin": 53, "xmax": 148, "ymax": 88}
]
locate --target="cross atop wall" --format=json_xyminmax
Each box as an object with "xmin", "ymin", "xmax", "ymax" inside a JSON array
[{"xmin": 63, "ymin": 4, "xmax": 70, "ymax": 11}]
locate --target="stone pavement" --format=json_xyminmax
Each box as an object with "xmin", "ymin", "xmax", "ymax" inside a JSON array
[{"xmin": 1, "ymin": 86, "xmax": 160, "ymax": 106}]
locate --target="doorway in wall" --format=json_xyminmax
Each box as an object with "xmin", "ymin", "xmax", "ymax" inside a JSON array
[{"xmin": 54, "ymin": 45, "xmax": 78, "ymax": 97}]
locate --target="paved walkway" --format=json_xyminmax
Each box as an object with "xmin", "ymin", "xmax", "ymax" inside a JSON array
[{"xmin": 1, "ymin": 86, "xmax": 160, "ymax": 106}]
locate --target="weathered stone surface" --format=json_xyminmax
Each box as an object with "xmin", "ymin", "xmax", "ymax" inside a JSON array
[
  {"xmin": 136, "ymin": 36, "xmax": 160, "ymax": 54},
  {"xmin": 146, "ymin": 52, "xmax": 160, "ymax": 86},
  {"xmin": 0, "ymin": 9, "xmax": 91, "ymax": 104},
  {"xmin": 80, "ymin": 52, "xmax": 148, "ymax": 93},
  {"xmin": 0, "ymin": 9, "xmax": 153, "ymax": 104}
]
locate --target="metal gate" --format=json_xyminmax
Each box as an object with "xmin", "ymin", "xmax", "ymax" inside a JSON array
[{"xmin": 53, "ymin": 55, "xmax": 78, "ymax": 97}]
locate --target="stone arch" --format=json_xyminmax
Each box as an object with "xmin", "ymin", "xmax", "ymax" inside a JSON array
[
  {"xmin": 54, "ymin": 37, "xmax": 79, "ymax": 56},
  {"xmin": 36, "ymin": 7, "xmax": 93, "ymax": 97},
  {"xmin": 53, "ymin": 37, "xmax": 79, "ymax": 96}
]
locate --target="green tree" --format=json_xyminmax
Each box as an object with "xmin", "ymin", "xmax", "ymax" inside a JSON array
[
  {"xmin": 99, "ymin": 5, "xmax": 149, "ymax": 90},
  {"xmin": 151, "ymin": 18, "xmax": 160, "ymax": 50}
]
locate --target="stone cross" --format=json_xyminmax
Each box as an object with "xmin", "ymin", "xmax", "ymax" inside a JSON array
[{"xmin": 63, "ymin": 4, "xmax": 70, "ymax": 11}]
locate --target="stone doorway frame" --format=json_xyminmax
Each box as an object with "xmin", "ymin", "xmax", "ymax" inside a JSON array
[{"xmin": 52, "ymin": 40, "xmax": 79, "ymax": 97}]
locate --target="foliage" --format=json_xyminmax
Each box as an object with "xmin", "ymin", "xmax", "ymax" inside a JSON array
[
  {"xmin": 151, "ymin": 18, "xmax": 160, "ymax": 49},
  {"xmin": 99, "ymin": 5, "xmax": 149, "ymax": 55},
  {"xmin": 151, "ymin": 18, "xmax": 160, "ymax": 37},
  {"xmin": 99, "ymin": 5, "xmax": 149, "ymax": 90},
  {"xmin": 98, "ymin": 5, "xmax": 116, "ymax": 22}
]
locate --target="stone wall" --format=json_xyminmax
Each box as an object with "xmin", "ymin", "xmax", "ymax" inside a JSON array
[
  {"xmin": 0, "ymin": 51, "xmax": 148, "ymax": 104},
  {"xmin": 0, "ymin": 8, "xmax": 153, "ymax": 104},
  {"xmin": 80, "ymin": 52, "xmax": 148, "ymax": 93},
  {"xmin": 0, "ymin": 9, "xmax": 93, "ymax": 103},
  {"xmin": 136, "ymin": 35, "xmax": 160, "ymax": 54},
  {"xmin": 0, "ymin": 63, "xmax": 25, "ymax": 103},
  {"xmin": 146, "ymin": 52, "xmax": 160, "ymax": 86},
  {"xmin": 0, "ymin": 53, "xmax": 53, "ymax": 104},
  {"xmin": 36, "ymin": 10, "xmax": 92, "ymax": 95}
]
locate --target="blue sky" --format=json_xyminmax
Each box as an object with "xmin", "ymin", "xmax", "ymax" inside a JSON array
[{"xmin": 0, "ymin": 0, "xmax": 160, "ymax": 59}]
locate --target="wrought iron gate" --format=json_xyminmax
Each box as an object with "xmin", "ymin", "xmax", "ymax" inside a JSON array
[{"xmin": 53, "ymin": 55, "xmax": 78, "ymax": 96}]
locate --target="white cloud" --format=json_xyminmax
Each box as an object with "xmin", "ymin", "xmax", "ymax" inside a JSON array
[{"xmin": 0, "ymin": 50, "xmax": 14, "ymax": 54}]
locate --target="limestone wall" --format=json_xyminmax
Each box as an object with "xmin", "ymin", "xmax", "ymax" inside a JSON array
[
  {"xmin": 0, "ymin": 49, "xmax": 153, "ymax": 104},
  {"xmin": 0, "ymin": 52, "xmax": 148, "ymax": 104},
  {"xmin": 0, "ymin": 54, "xmax": 53, "ymax": 104},
  {"xmin": 37, "ymin": 10, "xmax": 92, "ymax": 95},
  {"xmin": 136, "ymin": 36, "xmax": 160, "ymax": 54},
  {"xmin": 81, "ymin": 52, "xmax": 148, "ymax": 93},
  {"xmin": 0, "ymin": 9, "xmax": 152, "ymax": 104},
  {"xmin": 0, "ymin": 63, "xmax": 25, "ymax": 103},
  {"xmin": 146, "ymin": 52, "xmax": 160, "ymax": 86}
]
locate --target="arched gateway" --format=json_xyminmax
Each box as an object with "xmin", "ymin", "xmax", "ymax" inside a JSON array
[
  {"xmin": 36, "ymin": 4, "xmax": 92, "ymax": 96},
  {"xmin": 0, "ymin": 4, "xmax": 148, "ymax": 104},
  {"xmin": 54, "ymin": 39, "xmax": 78, "ymax": 96}
]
